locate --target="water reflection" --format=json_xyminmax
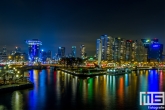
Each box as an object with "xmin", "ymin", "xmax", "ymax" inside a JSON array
[
  {"xmin": 0, "ymin": 105, "xmax": 7, "ymax": 110},
  {"xmin": 11, "ymin": 91, "xmax": 23, "ymax": 110},
  {"xmin": 0, "ymin": 69, "xmax": 165, "ymax": 110}
]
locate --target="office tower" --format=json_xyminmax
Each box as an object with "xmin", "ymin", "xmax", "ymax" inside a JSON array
[
  {"xmin": 148, "ymin": 43, "xmax": 163, "ymax": 62},
  {"xmin": 140, "ymin": 38, "xmax": 161, "ymax": 62},
  {"xmin": 58, "ymin": 47, "xmax": 65, "ymax": 58},
  {"xmin": 113, "ymin": 37, "xmax": 126, "ymax": 62},
  {"xmin": 40, "ymin": 50, "xmax": 52, "ymax": 62},
  {"xmin": 26, "ymin": 39, "xmax": 42, "ymax": 61},
  {"xmin": 80, "ymin": 45, "xmax": 86, "ymax": 59},
  {"xmin": 141, "ymin": 38, "xmax": 163, "ymax": 62},
  {"xmin": 71, "ymin": 46, "xmax": 76, "ymax": 57},
  {"xmin": 40, "ymin": 50, "xmax": 47, "ymax": 62}
]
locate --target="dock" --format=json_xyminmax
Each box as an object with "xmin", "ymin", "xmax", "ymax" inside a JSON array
[
  {"xmin": 59, "ymin": 68, "xmax": 107, "ymax": 77},
  {"xmin": 0, "ymin": 82, "xmax": 34, "ymax": 92}
]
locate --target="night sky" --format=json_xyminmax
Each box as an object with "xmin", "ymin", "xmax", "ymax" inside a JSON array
[{"xmin": 0, "ymin": 0, "xmax": 164, "ymax": 56}]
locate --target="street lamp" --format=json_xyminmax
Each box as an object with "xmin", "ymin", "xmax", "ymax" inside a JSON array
[
  {"xmin": 21, "ymin": 56, "xmax": 23, "ymax": 60},
  {"xmin": 8, "ymin": 56, "xmax": 11, "ymax": 59}
]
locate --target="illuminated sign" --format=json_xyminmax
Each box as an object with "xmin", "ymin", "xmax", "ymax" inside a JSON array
[
  {"xmin": 153, "ymin": 45, "xmax": 159, "ymax": 47},
  {"xmin": 146, "ymin": 39, "xmax": 150, "ymax": 42},
  {"xmin": 26, "ymin": 40, "xmax": 42, "ymax": 45},
  {"xmin": 141, "ymin": 39, "xmax": 151, "ymax": 44}
]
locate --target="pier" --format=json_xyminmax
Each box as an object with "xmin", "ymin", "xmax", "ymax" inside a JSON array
[{"xmin": 0, "ymin": 82, "xmax": 33, "ymax": 92}]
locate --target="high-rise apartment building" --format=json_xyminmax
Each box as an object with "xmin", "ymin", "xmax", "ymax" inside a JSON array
[
  {"xmin": 96, "ymin": 35, "xmax": 163, "ymax": 63},
  {"xmin": 135, "ymin": 40, "xmax": 148, "ymax": 62},
  {"xmin": 96, "ymin": 35, "xmax": 114, "ymax": 60},
  {"xmin": 125, "ymin": 40, "xmax": 136, "ymax": 62},
  {"xmin": 113, "ymin": 37, "xmax": 126, "ymax": 62}
]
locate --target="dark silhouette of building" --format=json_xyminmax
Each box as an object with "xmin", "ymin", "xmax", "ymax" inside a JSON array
[{"xmin": 58, "ymin": 47, "xmax": 65, "ymax": 58}]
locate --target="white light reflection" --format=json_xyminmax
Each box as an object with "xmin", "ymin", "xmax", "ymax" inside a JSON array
[
  {"xmin": 11, "ymin": 91, "xmax": 23, "ymax": 110},
  {"xmin": 0, "ymin": 105, "xmax": 7, "ymax": 110}
]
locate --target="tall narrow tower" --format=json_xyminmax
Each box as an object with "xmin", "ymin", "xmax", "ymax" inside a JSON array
[
  {"xmin": 98, "ymin": 39, "xmax": 102, "ymax": 67},
  {"xmin": 26, "ymin": 39, "xmax": 42, "ymax": 61}
]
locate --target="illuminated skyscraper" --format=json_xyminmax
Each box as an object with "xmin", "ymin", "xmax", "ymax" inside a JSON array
[
  {"xmin": 58, "ymin": 47, "xmax": 65, "ymax": 58},
  {"xmin": 96, "ymin": 35, "xmax": 114, "ymax": 60},
  {"xmin": 80, "ymin": 45, "xmax": 86, "ymax": 59},
  {"xmin": 125, "ymin": 40, "xmax": 136, "ymax": 62},
  {"xmin": 139, "ymin": 38, "xmax": 163, "ymax": 62},
  {"xmin": 113, "ymin": 37, "xmax": 126, "ymax": 62},
  {"xmin": 26, "ymin": 39, "xmax": 42, "ymax": 61},
  {"xmin": 71, "ymin": 46, "xmax": 76, "ymax": 57},
  {"xmin": 148, "ymin": 43, "xmax": 163, "ymax": 61}
]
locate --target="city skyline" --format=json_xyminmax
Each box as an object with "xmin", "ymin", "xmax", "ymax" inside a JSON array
[
  {"xmin": 0, "ymin": 36, "xmax": 164, "ymax": 57},
  {"xmin": 0, "ymin": 0, "xmax": 164, "ymax": 55}
]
